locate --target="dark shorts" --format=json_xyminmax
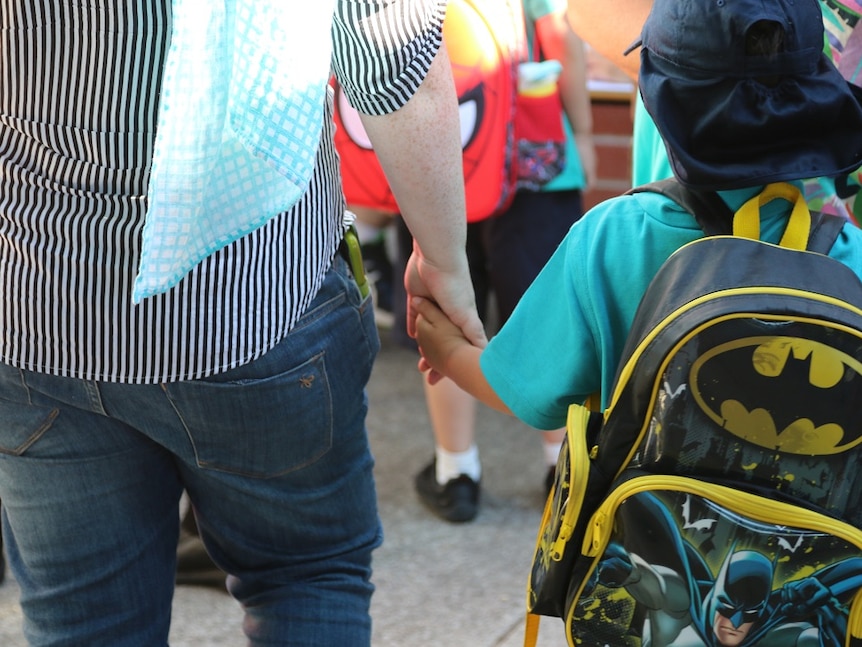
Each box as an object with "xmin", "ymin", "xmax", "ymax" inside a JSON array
[{"xmin": 391, "ymin": 189, "xmax": 584, "ymax": 346}]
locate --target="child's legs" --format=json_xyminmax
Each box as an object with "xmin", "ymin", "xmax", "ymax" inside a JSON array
[
  {"xmin": 407, "ymin": 218, "xmax": 490, "ymax": 455},
  {"xmin": 484, "ymin": 190, "xmax": 582, "ymax": 467},
  {"xmin": 422, "ymin": 377, "xmax": 477, "ymax": 453}
]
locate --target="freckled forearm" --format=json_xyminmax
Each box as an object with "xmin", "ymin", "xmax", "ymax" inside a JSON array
[{"xmin": 359, "ymin": 46, "xmax": 467, "ymax": 272}]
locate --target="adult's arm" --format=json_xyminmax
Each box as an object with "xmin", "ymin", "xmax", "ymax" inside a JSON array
[
  {"xmin": 566, "ymin": 0, "xmax": 651, "ymax": 80},
  {"xmin": 331, "ymin": 0, "xmax": 485, "ymax": 347},
  {"xmin": 359, "ymin": 46, "xmax": 486, "ymax": 347}
]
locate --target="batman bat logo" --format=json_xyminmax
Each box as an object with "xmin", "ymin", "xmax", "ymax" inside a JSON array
[{"xmin": 690, "ymin": 335, "xmax": 862, "ymax": 455}]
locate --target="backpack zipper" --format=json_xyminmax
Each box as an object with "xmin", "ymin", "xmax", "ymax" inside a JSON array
[
  {"xmin": 582, "ymin": 474, "xmax": 862, "ymax": 557},
  {"xmin": 579, "ymin": 474, "xmax": 862, "ymax": 640},
  {"xmin": 549, "ymin": 404, "xmax": 592, "ymax": 561}
]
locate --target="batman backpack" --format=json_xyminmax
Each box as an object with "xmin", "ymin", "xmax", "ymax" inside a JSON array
[{"xmin": 524, "ymin": 180, "xmax": 862, "ymax": 647}]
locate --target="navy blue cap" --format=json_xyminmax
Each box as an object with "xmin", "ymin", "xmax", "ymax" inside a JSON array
[{"xmin": 635, "ymin": 0, "xmax": 862, "ymax": 190}]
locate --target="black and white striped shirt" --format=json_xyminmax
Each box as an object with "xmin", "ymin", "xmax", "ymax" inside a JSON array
[{"xmin": 0, "ymin": 0, "xmax": 445, "ymax": 383}]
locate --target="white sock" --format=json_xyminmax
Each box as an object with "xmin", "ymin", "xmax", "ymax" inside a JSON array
[
  {"xmin": 543, "ymin": 440, "xmax": 564, "ymax": 467},
  {"xmin": 435, "ymin": 445, "xmax": 481, "ymax": 484}
]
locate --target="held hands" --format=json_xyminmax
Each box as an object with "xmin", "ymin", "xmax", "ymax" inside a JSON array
[
  {"xmin": 404, "ymin": 241, "xmax": 486, "ymax": 350},
  {"xmin": 412, "ymin": 289, "xmax": 511, "ymax": 416},
  {"xmin": 413, "ymin": 295, "xmax": 476, "ymax": 385}
]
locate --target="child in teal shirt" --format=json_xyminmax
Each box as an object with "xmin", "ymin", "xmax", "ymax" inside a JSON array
[{"xmin": 413, "ymin": 0, "xmax": 862, "ymax": 422}]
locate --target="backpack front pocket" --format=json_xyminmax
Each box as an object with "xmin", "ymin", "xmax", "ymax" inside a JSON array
[
  {"xmin": 528, "ymin": 403, "xmax": 605, "ymax": 617},
  {"xmin": 564, "ymin": 475, "xmax": 862, "ymax": 647}
]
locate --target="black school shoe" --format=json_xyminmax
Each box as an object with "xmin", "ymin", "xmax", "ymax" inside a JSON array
[{"xmin": 414, "ymin": 460, "xmax": 480, "ymax": 523}]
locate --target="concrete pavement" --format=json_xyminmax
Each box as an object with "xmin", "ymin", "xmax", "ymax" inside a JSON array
[{"xmin": 0, "ymin": 331, "xmax": 570, "ymax": 646}]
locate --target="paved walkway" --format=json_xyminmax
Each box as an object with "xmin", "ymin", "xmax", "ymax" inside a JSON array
[{"xmin": 0, "ymin": 333, "xmax": 569, "ymax": 646}]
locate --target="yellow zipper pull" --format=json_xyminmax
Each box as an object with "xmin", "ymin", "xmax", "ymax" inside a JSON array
[
  {"xmin": 551, "ymin": 521, "xmax": 575, "ymax": 561},
  {"xmin": 582, "ymin": 510, "xmax": 608, "ymax": 557}
]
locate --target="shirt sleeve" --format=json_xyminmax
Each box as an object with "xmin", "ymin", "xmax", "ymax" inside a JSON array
[
  {"xmin": 480, "ymin": 184, "xmax": 862, "ymax": 431},
  {"xmin": 331, "ymin": 0, "xmax": 447, "ymax": 115},
  {"xmin": 480, "ymin": 193, "xmax": 704, "ymax": 430},
  {"xmin": 479, "ymin": 211, "xmax": 607, "ymax": 431}
]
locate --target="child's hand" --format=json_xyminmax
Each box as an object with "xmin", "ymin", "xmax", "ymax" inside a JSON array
[
  {"xmin": 413, "ymin": 296, "xmax": 473, "ymax": 383},
  {"xmin": 413, "ymin": 296, "xmax": 507, "ymax": 415}
]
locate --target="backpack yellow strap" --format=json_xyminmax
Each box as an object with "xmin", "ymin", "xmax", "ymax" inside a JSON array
[
  {"xmin": 523, "ymin": 612, "xmax": 541, "ymax": 647},
  {"xmin": 733, "ymin": 182, "xmax": 811, "ymax": 250}
]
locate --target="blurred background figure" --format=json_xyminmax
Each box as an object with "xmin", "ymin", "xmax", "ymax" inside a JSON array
[{"xmin": 337, "ymin": 0, "xmax": 596, "ymax": 522}]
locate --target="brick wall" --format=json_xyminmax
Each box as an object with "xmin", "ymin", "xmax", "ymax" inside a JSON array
[{"xmin": 582, "ymin": 93, "xmax": 634, "ymax": 211}]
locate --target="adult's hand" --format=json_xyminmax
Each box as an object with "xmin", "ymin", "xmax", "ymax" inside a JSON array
[{"xmin": 404, "ymin": 241, "xmax": 486, "ymax": 350}]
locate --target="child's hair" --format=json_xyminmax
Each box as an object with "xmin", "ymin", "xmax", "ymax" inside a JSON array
[{"xmin": 746, "ymin": 20, "xmax": 785, "ymax": 86}]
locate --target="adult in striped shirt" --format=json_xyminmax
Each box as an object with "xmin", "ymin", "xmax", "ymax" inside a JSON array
[{"xmin": 0, "ymin": 1, "xmax": 483, "ymax": 645}]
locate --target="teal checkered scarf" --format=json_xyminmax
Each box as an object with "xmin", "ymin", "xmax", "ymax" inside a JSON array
[{"xmin": 134, "ymin": 0, "xmax": 335, "ymax": 302}]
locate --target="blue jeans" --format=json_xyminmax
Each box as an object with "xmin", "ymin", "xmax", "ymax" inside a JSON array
[{"xmin": 0, "ymin": 255, "xmax": 382, "ymax": 646}]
